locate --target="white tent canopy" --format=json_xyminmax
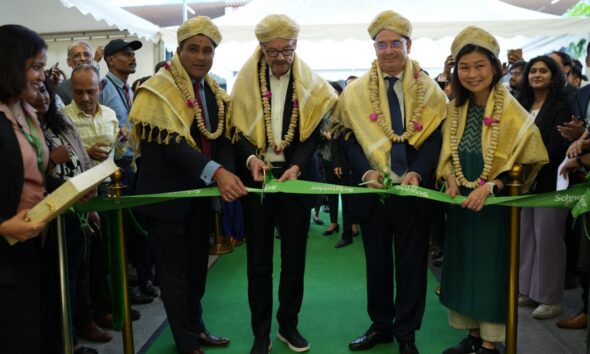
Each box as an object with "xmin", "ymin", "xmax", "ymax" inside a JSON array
[
  {"xmin": 214, "ymin": 0, "xmax": 589, "ymax": 42},
  {"xmin": 1, "ymin": 0, "xmax": 161, "ymax": 42},
  {"xmin": 195, "ymin": 0, "xmax": 589, "ymax": 87}
]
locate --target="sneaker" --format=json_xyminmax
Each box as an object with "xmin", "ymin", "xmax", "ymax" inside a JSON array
[
  {"xmin": 277, "ymin": 328, "xmax": 310, "ymax": 352},
  {"xmin": 476, "ymin": 347, "xmax": 499, "ymax": 354},
  {"xmin": 532, "ymin": 304, "xmax": 563, "ymax": 319},
  {"xmin": 518, "ymin": 295, "xmax": 537, "ymax": 307},
  {"xmin": 442, "ymin": 334, "xmax": 482, "ymax": 354}
]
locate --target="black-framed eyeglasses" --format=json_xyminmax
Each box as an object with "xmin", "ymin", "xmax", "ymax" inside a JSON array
[
  {"xmin": 264, "ymin": 47, "xmax": 295, "ymax": 57},
  {"xmin": 375, "ymin": 40, "xmax": 404, "ymax": 51}
]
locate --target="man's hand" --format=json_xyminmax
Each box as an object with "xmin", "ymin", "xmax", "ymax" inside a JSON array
[
  {"xmin": 94, "ymin": 46, "xmax": 104, "ymax": 63},
  {"xmin": 363, "ymin": 170, "xmax": 384, "ymax": 189},
  {"xmin": 567, "ymin": 139, "xmax": 590, "ymax": 158},
  {"xmin": 560, "ymin": 157, "xmax": 582, "ymax": 177},
  {"xmin": 248, "ymin": 157, "xmax": 267, "ymax": 182},
  {"xmin": 0, "ymin": 210, "xmax": 47, "ymax": 241},
  {"xmin": 557, "ymin": 116, "xmax": 585, "ymax": 141},
  {"xmin": 401, "ymin": 171, "xmax": 420, "ymax": 186},
  {"xmin": 461, "ymin": 185, "xmax": 490, "ymax": 211},
  {"xmin": 278, "ymin": 165, "xmax": 301, "ymax": 182},
  {"xmin": 87, "ymin": 143, "xmax": 109, "ymax": 161},
  {"xmin": 333, "ymin": 167, "xmax": 343, "ymax": 179},
  {"xmin": 213, "ymin": 167, "xmax": 248, "ymax": 202}
]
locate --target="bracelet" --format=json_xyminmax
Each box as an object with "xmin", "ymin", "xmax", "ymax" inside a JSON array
[{"xmin": 485, "ymin": 181, "xmax": 498, "ymax": 197}]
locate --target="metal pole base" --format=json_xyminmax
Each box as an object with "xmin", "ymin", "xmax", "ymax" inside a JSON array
[{"xmin": 209, "ymin": 242, "xmax": 233, "ymax": 255}]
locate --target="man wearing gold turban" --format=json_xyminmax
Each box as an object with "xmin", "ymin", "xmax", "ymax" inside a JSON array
[
  {"xmin": 129, "ymin": 16, "xmax": 248, "ymax": 354},
  {"xmin": 230, "ymin": 14, "xmax": 337, "ymax": 354},
  {"xmin": 331, "ymin": 10, "xmax": 447, "ymax": 354}
]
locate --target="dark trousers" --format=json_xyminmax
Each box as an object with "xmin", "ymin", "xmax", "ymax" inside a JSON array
[
  {"xmin": 116, "ymin": 158, "xmax": 153, "ymax": 284},
  {"xmin": 340, "ymin": 172, "xmax": 355, "ymax": 242},
  {"xmin": 144, "ymin": 198, "xmax": 212, "ymax": 352},
  {"xmin": 360, "ymin": 195, "xmax": 430, "ymax": 342},
  {"xmin": 0, "ymin": 238, "xmax": 42, "ymax": 354},
  {"xmin": 242, "ymin": 192, "xmax": 310, "ymax": 338},
  {"xmin": 322, "ymin": 158, "xmax": 339, "ymax": 224}
]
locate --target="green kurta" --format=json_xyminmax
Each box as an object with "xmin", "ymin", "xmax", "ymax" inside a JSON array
[{"xmin": 439, "ymin": 103, "xmax": 510, "ymax": 324}]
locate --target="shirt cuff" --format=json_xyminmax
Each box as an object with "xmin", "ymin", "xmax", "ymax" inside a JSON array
[
  {"xmin": 246, "ymin": 155, "xmax": 257, "ymax": 170},
  {"xmin": 361, "ymin": 170, "xmax": 374, "ymax": 182},
  {"xmin": 201, "ymin": 161, "xmax": 222, "ymax": 185}
]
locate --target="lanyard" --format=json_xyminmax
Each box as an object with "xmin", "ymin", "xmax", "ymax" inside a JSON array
[
  {"xmin": 106, "ymin": 75, "xmax": 131, "ymax": 113},
  {"xmin": 15, "ymin": 109, "xmax": 45, "ymax": 175}
]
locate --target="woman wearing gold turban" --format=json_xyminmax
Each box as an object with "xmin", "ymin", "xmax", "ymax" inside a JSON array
[{"xmin": 436, "ymin": 27, "xmax": 548, "ymax": 354}]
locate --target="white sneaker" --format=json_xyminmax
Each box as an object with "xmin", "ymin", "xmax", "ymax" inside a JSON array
[
  {"xmin": 532, "ymin": 304, "xmax": 563, "ymax": 319},
  {"xmin": 518, "ymin": 295, "xmax": 536, "ymax": 307}
]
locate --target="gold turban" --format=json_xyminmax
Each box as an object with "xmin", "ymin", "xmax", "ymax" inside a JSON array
[
  {"xmin": 367, "ymin": 10, "xmax": 412, "ymax": 39},
  {"xmin": 177, "ymin": 16, "xmax": 222, "ymax": 46},
  {"xmin": 451, "ymin": 26, "xmax": 499, "ymax": 59},
  {"xmin": 255, "ymin": 14, "xmax": 299, "ymax": 43}
]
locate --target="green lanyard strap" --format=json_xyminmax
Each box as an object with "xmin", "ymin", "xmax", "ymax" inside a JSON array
[{"xmin": 16, "ymin": 110, "xmax": 45, "ymax": 175}]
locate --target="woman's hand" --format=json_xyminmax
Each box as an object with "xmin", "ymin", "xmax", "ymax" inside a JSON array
[
  {"xmin": 461, "ymin": 185, "xmax": 490, "ymax": 211},
  {"xmin": 363, "ymin": 170, "xmax": 384, "ymax": 189},
  {"xmin": 567, "ymin": 139, "xmax": 590, "ymax": 158},
  {"xmin": 445, "ymin": 174, "xmax": 461, "ymax": 198},
  {"xmin": 0, "ymin": 210, "xmax": 47, "ymax": 241},
  {"xmin": 50, "ymin": 145, "xmax": 71, "ymax": 165}
]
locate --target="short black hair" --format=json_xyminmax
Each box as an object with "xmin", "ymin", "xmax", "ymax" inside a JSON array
[
  {"xmin": 0, "ymin": 25, "xmax": 47, "ymax": 103},
  {"xmin": 509, "ymin": 60, "xmax": 527, "ymax": 72},
  {"xmin": 452, "ymin": 44, "xmax": 503, "ymax": 107},
  {"xmin": 550, "ymin": 50, "xmax": 573, "ymax": 68},
  {"xmin": 40, "ymin": 80, "xmax": 68, "ymax": 136},
  {"xmin": 518, "ymin": 55, "xmax": 567, "ymax": 110}
]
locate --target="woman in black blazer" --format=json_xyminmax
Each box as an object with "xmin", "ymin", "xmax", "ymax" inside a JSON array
[
  {"xmin": 517, "ymin": 55, "xmax": 571, "ymax": 320},
  {"xmin": 0, "ymin": 25, "xmax": 50, "ymax": 354}
]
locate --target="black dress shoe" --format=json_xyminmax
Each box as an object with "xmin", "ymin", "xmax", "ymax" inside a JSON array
[
  {"xmin": 349, "ymin": 331, "xmax": 393, "ymax": 350},
  {"xmin": 323, "ymin": 224, "xmax": 339, "ymax": 236},
  {"xmin": 250, "ymin": 336, "xmax": 272, "ymax": 354},
  {"xmin": 140, "ymin": 280, "xmax": 159, "ymax": 298},
  {"xmin": 179, "ymin": 350, "xmax": 204, "ymax": 354},
  {"xmin": 197, "ymin": 331, "xmax": 230, "ymax": 347},
  {"xmin": 277, "ymin": 328, "xmax": 310, "ymax": 351},
  {"xmin": 129, "ymin": 286, "xmax": 154, "ymax": 305},
  {"xmin": 399, "ymin": 341, "xmax": 419, "ymax": 354},
  {"xmin": 335, "ymin": 238, "xmax": 352, "ymax": 248},
  {"xmin": 443, "ymin": 335, "xmax": 482, "ymax": 354}
]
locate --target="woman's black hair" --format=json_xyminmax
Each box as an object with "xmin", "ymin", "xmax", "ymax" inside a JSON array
[
  {"xmin": 518, "ymin": 55, "xmax": 567, "ymax": 110},
  {"xmin": 0, "ymin": 25, "xmax": 47, "ymax": 103},
  {"xmin": 41, "ymin": 80, "xmax": 68, "ymax": 135},
  {"xmin": 451, "ymin": 44, "xmax": 503, "ymax": 107}
]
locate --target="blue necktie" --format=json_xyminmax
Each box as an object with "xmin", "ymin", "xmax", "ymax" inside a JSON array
[{"xmin": 386, "ymin": 77, "xmax": 407, "ymax": 175}]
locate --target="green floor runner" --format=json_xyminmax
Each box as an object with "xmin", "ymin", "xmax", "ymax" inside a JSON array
[{"xmin": 147, "ymin": 212, "xmax": 463, "ymax": 354}]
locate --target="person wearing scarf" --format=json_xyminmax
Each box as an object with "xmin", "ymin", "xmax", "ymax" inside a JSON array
[
  {"xmin": 230, "ymin": 14, "xmax": 337, "ymax": 354},
  {"xmin": 129, "ymin": 16, "xmax": 247, "ymax": 354},
  {"xmin": 331, "ymin": 10, "xmax": 447, "ymax": 354},
  {"xmin": 436, "ymin": 26, "xmax": 548, "ymax": 354}
]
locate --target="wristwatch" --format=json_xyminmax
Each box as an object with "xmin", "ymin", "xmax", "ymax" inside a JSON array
[{"xmin": 486, "ymin": 181, "xmax": 499, "ymax": 196}]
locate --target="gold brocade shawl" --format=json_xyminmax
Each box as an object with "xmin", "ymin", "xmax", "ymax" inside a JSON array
[
  {"xmin": 128, "ymin": 54, "xmax": 230, "ymax": 153},
  {"xmin": 230, "ymin": 48, "xmax": 338, "ymax": 150},
  {"xmin": 436, "ymin": 84, "xmax": 548, "ymax": 191},
  {"xmin": 332, "ymin": 59, "xmax": 447, "ymax": 173}
]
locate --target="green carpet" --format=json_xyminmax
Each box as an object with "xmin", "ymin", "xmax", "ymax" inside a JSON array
[{"xmin": 146, "ymin": 210, "xmax": 463, "ymax": 354}]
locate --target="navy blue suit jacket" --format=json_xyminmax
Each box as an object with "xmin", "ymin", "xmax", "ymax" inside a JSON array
[
  {"xmin": 134, "ymin": 82, "xmax": 236, "ymax": 221},
  {"xmin": 573, "ymin": 84, "xmax": 590, "ymax": 121}
]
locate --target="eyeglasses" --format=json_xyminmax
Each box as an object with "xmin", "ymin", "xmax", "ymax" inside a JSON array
[
  {"xmin": 264, "ymin": 47, "xmax": 295, "ymax": 57},
  {"xmin": 375, "ymin": 40, "xmax": 405, "ymax": 51}
]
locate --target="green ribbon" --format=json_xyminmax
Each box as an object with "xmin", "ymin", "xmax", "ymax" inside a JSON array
[{"xmin": 75, "ymin": 180, "xmax": 590, "ymax": 217}]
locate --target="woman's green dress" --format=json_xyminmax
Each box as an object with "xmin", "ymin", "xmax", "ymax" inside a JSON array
[{"xmin": 439, "ymin": 103, "xmax": 510, "ymax": 323}]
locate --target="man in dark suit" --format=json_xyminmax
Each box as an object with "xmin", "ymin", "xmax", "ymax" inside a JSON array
[
  {"xmin": 230, "ymin": 14, "xmax": 337, "ymax": 354},
  {"xmin": 129, "ymin": 16, "xmax": 247, "ymax": 354},
  {"xmin": 332, "ymin": 10, "xmax": 447, "ymax": 354}
]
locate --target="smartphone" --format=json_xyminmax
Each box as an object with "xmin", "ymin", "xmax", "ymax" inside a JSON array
[{"xmin": 52, "ymin": 62, "xmax": 59, "ymax": 70}]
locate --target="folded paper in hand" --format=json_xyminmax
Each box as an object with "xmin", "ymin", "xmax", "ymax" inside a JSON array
[{"xmin": 3, "ymin": 160, "xmax": 118, "ymax": 246}]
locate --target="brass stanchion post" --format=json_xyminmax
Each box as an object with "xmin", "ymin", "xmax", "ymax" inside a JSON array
[
  {"xmin": 56, "ymin": 215, "xmax": 73, "ymax": 354},
  {"xmin": 110, "ymin": 169, "xmax": 134, "ymax": 354},
  {"xmin": 506, "ymin": 164, "xmax": 522, "ymax": 354},
  {"xmin": 209, "ymin": 210, "xmax": 232, "ymax": 255}
]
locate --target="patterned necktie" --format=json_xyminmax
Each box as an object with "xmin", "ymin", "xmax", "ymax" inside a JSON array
[
  {"xmin": 193, "ymin": 82, "xmax": 211, "ymax": 158},
  {"xmin": 386, "ymin": 77, "xmax": 407, "ymax": 175},
  {"xmin": 123, "ymin": 84, "xmax": 132, "ymax": 111}
]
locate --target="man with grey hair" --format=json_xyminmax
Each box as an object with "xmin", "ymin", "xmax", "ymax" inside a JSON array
[{"xmin": 56, "ymin": 41, "xmax": 94, "ymax": 105}]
